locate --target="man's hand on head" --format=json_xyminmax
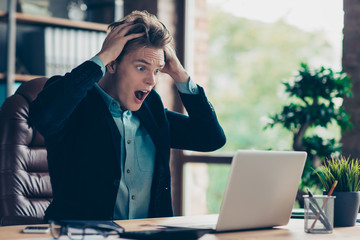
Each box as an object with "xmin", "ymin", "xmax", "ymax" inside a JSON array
[
  {"xmin": 96, "ymin": 22, "xmax": 145, "ymax": 66},
  {"xmin": 161, "ymin": 46, "xmax": 190, "ymax": 83}
]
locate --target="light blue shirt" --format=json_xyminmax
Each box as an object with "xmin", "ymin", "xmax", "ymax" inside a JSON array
[
  {"xmin": 91, "ymin": 56, "xmax": 198, "ymax": 219},
  {"xmin": 95, "ymin": 84, "xmax": 155, "ymax": 219}
]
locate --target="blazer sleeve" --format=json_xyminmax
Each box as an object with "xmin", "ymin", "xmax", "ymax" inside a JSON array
[
  {"xmin": 167, "ymin": 85, "xmax": 226, "ymax": 152},
  {"xmin": 29, "ymin": 61, "xmax": 103, "ymax": 138}
]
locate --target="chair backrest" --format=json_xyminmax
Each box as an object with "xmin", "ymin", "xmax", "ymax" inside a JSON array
[{"xmin": 0, "ymin": 77, "xmax": 52, "ymax": 226}]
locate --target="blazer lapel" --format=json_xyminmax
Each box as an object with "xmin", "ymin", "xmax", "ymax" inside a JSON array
[{"xmin": 88, "ymin": 88, "xmax": 121, "ymax": 169}]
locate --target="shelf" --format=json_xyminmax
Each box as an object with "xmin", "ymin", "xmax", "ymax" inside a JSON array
[
  {"xmin": 0, "ymin": 10, "xmax": 108, "ymax": 32},
  {"xmin": 0, "ymin": 73, "xmax": 45, "ymax": 83}
]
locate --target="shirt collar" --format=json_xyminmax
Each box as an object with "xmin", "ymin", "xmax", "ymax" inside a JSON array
[{"xmin": 94, "ymin": 83, "xmax": 125, "ymax": 117}]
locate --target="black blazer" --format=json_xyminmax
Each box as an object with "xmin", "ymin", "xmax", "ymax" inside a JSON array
[{"xmin": 29, "ymin": 61, "xmax": 226, "ymax": 221}]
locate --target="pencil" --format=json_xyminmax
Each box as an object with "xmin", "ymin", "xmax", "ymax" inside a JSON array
[{"xmin": 309, "ymin": 180, "xmax": 338, "ymax": 231}]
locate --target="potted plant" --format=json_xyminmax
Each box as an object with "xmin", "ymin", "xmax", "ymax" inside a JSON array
[{"xmin": 315, "ymin": 156, "xmax": 360, "ymax": 227}]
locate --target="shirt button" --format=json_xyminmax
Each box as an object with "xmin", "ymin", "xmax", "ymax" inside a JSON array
[
  {"xmin": 127, "ymin": 140, "xmax": 131, "ymax": 144},
  {"xmin": 131, "ymin": 195, "xmax": 135, "ymax": 200},
  {"xmin": 112, "ymin": 102, "xmax": 116, "ymax": 106},
  {"xmin": 191, "ymin": 88, "xmax": 195, "ymax": 93},
  {"xmin": 127, "ymin": 169, "xmax": 131, "ymax": 174}
]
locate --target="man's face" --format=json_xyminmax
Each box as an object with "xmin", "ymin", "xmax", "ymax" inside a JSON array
[{"xmin": 112, "ymin": 47, "xmax": 165, "ymax": 111}]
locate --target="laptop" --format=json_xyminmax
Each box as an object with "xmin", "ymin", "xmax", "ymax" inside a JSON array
[{"xmin": 163, "ymin": 150, "xmax": 307, "ymax": 232}]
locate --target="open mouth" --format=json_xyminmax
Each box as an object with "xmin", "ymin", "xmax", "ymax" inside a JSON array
[{"xmin": 135, "ymin": 90, "xmax": 149, "ymax": 101}]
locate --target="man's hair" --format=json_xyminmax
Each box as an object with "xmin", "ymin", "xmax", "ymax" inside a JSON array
[{"xmin": 108, "ymin": 10, "xmax": 173, "ymax": 62}]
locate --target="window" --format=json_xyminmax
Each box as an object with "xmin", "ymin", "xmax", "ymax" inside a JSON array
[{"xmin": 182, "ymin": 0, "xmax": 344, "ymax": 215}]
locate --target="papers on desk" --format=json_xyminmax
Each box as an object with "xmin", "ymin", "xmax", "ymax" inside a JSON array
[
  {"xmin": 291, "ymin": 208, "xmax": 360, "ymax": 223},
  {"xmin": 291, "ymin": 208, "xmax": 304, "ymax": 219}
]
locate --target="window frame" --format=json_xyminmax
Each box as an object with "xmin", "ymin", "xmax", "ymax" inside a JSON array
[{"xmin": 170, "ymin": 0, "xmax": 232, "ymax": 216}]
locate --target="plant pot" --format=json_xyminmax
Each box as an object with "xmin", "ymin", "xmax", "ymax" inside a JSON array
[{"xmin": 324, "ymin": 191, "xmax": 360, "ymax": 227}]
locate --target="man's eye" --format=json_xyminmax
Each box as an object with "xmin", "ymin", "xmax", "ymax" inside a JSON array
[
  {"xmin": 154, "ymin": 69, "xmax": 160, "ymax": 74},
  {"xmin": 137, "ymin": 66, "xmax": 145, "ymax": 71}
]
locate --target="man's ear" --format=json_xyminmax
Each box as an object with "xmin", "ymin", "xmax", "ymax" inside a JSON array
[{"xmin": 106, "ymin": 61, "xmax": 117, "ymax": 74}]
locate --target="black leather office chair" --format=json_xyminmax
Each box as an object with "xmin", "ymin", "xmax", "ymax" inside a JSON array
[{"xmin": 0, "ymin": 77, "xmax": 52, "ymax": 226}]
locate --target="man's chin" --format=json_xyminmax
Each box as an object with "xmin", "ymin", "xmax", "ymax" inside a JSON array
[{"xmin": 125, "ymin": 104, "xmax": 142, "ymax": 112}]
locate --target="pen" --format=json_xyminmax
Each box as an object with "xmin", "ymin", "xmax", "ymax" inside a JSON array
[
  {"xmin": 309, "ymin": 180, "xmax": 338, "ymax": 231},
  {"xmin": 306, "ymin": 188, "xmax": 332, "ymax": 230}
]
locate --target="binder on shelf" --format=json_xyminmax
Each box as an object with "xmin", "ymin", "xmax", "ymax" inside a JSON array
[
  {"xmin": 68, "ymin": 29, "xmax": 77, "ymax": 71},
  {"xmin": 45, "ymin": 27, "xmax": 54, "ymax": 77},
  {"xmin": 22, "ymin": 27, "xmax": 106, "ymax": 77},
  {"xmin": 54, "ymin": 27, "xmax": 62, "ymax": 75}
]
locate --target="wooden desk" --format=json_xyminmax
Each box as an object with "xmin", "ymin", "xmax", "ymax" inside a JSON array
[{"xmin": 0, "ymin": 215, "xmax": 359, "ymax": 239}]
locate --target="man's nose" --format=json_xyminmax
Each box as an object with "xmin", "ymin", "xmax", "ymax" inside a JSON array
[{"xmin": 145, "ymin": 73, "xmax": 157, "ymax": 86}]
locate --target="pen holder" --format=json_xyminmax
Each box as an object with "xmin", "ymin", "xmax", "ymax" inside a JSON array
[{"xmin": 304, "ymin": 195, "xmax": 335, "ymax": 234}]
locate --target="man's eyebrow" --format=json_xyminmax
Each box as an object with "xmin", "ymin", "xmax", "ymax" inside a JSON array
[
  {"xmin": 135, "ymin": 59, "xmax": 151, "ymax": 65},
  {"xmin": 134, "ymin": 59, "xmax": 165, "ymax": 68}
]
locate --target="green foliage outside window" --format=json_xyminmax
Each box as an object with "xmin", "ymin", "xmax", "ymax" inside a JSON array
[
  {"xmin": 265, "ymin": 63, "xmax": 352, "ymax": 205},
  {"xmin": 204, "ymin": 6, "xmax": 344, "ymax": 213},
  {"xmin": 208, "ymin": 7, "xmax": 335, "ymax": 153}
]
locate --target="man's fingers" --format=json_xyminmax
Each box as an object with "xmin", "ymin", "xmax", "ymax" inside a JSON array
[
  {"xmin": 97, "ymin": 22, "xmax": 146, "ymax": 65},
  {"xmin": 124, "ymin": 32, "xmax": 145, "ymax": 41},
  {"xmin": 117, "ymin": 23, "xmax": 146, "ymax": 42},
  {"xmin": 112, "ymin": 22, "xmax": 146, "ymax": 37},
  {"xmin": 163, "ymin": 45, "xmax": 176, "ymax": 64}
]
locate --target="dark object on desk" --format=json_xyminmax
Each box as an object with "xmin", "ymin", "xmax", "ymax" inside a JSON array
[
  {"xmin": 50, "ymin": 220, "xmax": 209, "ymax": 240},
  {"xmin": 0, "ymin": 77, "xmax": 52, "ymax": 226},
  {"xmin": 120, "ymin": 228, "xmax": 211, "ymax": 240},
  {"xmin": 49, "ymin": 220, "xmax": 124, "ymax": 239},
  {"xmin": 60, "ymin": 220, "xmax": 122, "ymax": 231}
]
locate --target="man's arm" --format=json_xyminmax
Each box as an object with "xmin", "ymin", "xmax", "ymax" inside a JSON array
[
  {"xmin": 161, "ymin": 43, "xmax": 225, "ymax": 151},
  {"xmin": 29, "ymin": 62, "xmax": 103, "ymax": 138},
  {"xmin": 29, "ymin": 23, "xmax": 145, "ymax": 138},
  {"xmin": 167, "ymin": 85, "xmax": 226, "ymax": 152}
]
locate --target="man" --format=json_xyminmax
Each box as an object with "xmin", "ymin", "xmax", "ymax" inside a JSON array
[{"xmin": 30, "ymin": 10, "xmax": 226, "ymax": 221}]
